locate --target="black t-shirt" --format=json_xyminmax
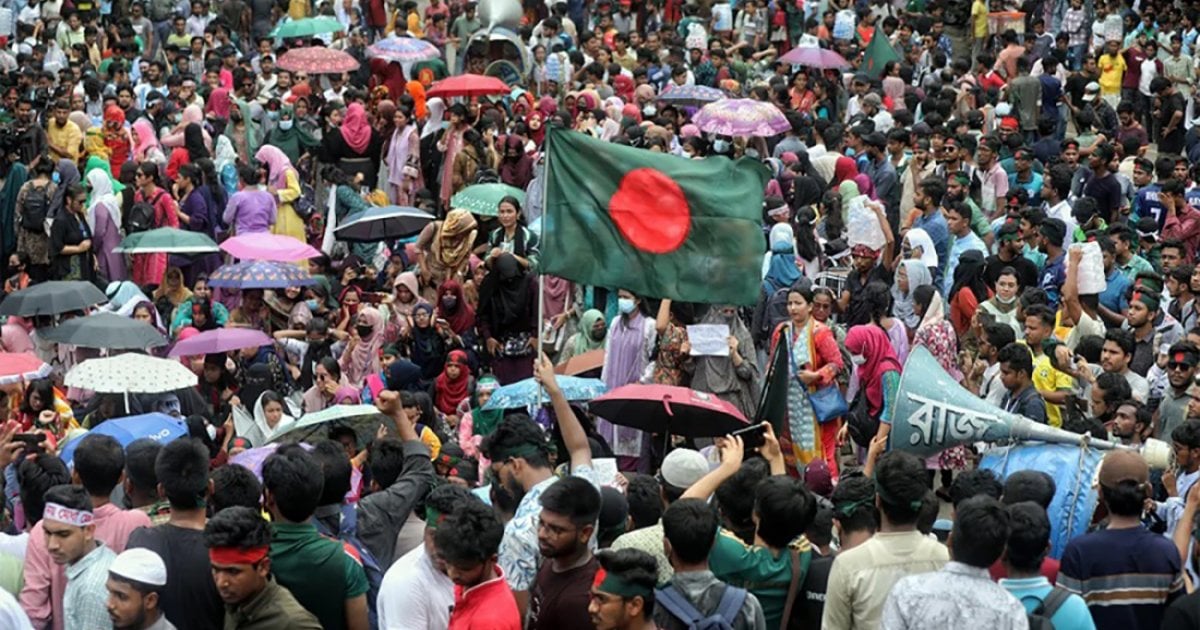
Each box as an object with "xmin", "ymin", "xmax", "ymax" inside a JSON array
[
  {"xmin": 127, "ymin": 524, "xmax": 225, "ymax": 630},
  {"xmin": 1083, "ymin": 172, "xmax": 1124, "ymax": 223},
  {"xmin": 1163, "ymin": 590, "xmax": 1200, "ymax": 630},
  {"xmin": 843, "ymin": 264, "xmax": 894, "ymax": 328},
  {"xmin": 984, "ymin": 254, "xmax": 1040, "ymax": 291},
  {"xmin": 1159, "ymin": 92, "xmax": 1187, "ymax": 155},
  {"xmin": 528, "ymin": 556, "xmax": 600, "ymax": 630},
  {"xmin": 791, "ymin": 553, "xmax": 834, "ymax": 630},
  {"xmin": 1064, "ymin": 74, "xmax": 1092, "ymax": 108}
]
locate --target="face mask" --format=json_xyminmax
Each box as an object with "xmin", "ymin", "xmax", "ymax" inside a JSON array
[
  {"xmin": 278, "ymin": 119, "xmax": 293, "ymax": 130},
  {"xmin": 206, "ymin": 424, "xmax": 217, "ymax": 441},
  {"xmin": 590, "ymin": 327, "xmax": 607, "ymax": 341},
  {"xmin": 850, "ymin": 354, "xmax": 867, "ymax": 366},
  {"xmin": 355, "ymin": 324, "xmax": 373, "ymax": 338},
  {"xmin": 267, "ymin": 110, "xmax": 279, "ymax": 121},
  {"xmin": 643, "ymin": 105, "xmax": 657, "ymax": 116},
  {"xmin": 713, "ymin": 139, "xmax": 730, "ymax": 153},
  {"xmin": 745, "ymin": 148, "xmax": 760, "ymax": 160},
  {"xmin": 996, "ymin": 294, "xmax": 1017, "ymax": 304},
  {"xmin": 618, "ymin": 298, "xmax": 636, "ymax": 314},
  {"xmin": 442, "ymin": 295, "xmax": 457, "ymax": 309},
  {"xmin": 305, "ymin": 299, "xmax": 319, "ymax": 311}
]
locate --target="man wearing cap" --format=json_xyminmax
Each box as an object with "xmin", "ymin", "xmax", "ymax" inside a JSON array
[
  {"xmin": 1059, "ymin": 450, "xmax": 1183, "ymax": 629},
  {"xmin": 1082, "ymin": 81, "xmax": 1120, "ymax": 139},
  {"xmin": 843, "ymin": 73, "xmax": 871, "ymax": 122},
  {"xmin": 42, "ymin": 484, "xmax": 116, "ymax": 630},
  {"xmin": 204, "ymin": 506, "xmax": 320, "ymax": 629},
  {"xmin": 860, "ymin": 94, "xmax": 892, "ymax": 134},
  {"xmin": 610, "ymin": 447, "xmax": 711, "ymax": 586},
  {"xmin": 106, "ymin": 548, "xmax": 174, "ymax": 630}
]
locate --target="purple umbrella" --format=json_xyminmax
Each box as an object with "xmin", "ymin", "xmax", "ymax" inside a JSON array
[
  {"xmin": 231, "ymin": 442, "xmax": 362, "ymax": 501},
  {"xmin": 778, "ymin": 45, "xmax": 850, "ymax": 69},
  {"xmin": 692, "ymin": 98, "xmax": 790, "ymax": 138},
  {"xmin": 207, "ymin": 260, "xmax": 318, "ymax": 289},
  {"xmin": 657, "ymin": 84, "xmax": 726, "ymax": 107},
  {"xmin": 168, "ymin": 328, "xmax": 273, "ymax": 357},
  {"xmin": 367, "ymin": 36, "xmax": 440, "ymax": 62},
  {"xmin": 219, "ymin": 233, "xmax": 322, "ymax": 262}
]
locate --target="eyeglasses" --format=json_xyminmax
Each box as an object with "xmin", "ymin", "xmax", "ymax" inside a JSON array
[{"xmin": 1169, "ymin": 362, "xmax": 1194, "ymax": 371}]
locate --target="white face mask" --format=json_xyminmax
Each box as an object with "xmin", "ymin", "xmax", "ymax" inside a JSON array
[
  {"xmin": 618, "ymin": 298, "xmax": 636, "ymax": 314},
  {"xmin": 996, "ymin": 293, "xmax": 1017, "ymax": 304},
  {"xmin": 643, "ymin": 105, "xmax": 657, "ymax": 116},
  {"xmin": 850, "ymin": 354, "xmax": 867, "ymax": 366},
  {"xmin": 278, "ymin": 119, "xmax": 293, "ymax": 130},
  {"xmin": 713, "ymin": 139, "xmax": 730, "ymax": 153}
]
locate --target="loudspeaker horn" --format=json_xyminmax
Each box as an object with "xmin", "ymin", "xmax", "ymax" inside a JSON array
[{"xmin": 890, "ymin": 347, "xmax": 1171, "ymax": 468}]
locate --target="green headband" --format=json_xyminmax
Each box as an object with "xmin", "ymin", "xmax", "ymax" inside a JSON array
[
  {"xmin": 834, "ymin": 497, "xmax": 874, "ymax": 518},
  {"xmin": 594, "ymin": 569, "xmax": 654, "ymax": 599},
  {"xmin": 425, "ymin": 506, "xmax": 446, "ymax": 529}
]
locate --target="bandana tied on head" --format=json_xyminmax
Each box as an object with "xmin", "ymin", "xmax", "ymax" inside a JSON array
[
  {"xmin": 209, "ymin": 546, "xmax": 269, "ymax": 566},
  {"xmin": 43, "ymin": 503, "xmax": 94, "ymax": 527}
]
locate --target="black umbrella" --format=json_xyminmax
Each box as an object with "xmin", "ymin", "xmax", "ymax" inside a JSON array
[
  {"xmin": 39, "ymin": 312, "xmax": 167, "ymax": 349},
  {"xmin": 334, "ymin": 206, "xmax": 436, "ymax": 243},
  {"xmin": 0, "ymin": 281, "xmax": 107, "ymax": 317}
]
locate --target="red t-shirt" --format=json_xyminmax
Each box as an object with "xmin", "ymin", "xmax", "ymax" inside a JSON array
[{"xmin": 989, "ymin": 556, "xmax": 1061, "ymax": 584}]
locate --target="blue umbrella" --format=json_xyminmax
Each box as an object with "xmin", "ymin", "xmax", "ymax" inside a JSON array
[
  {"xmin": 334, "ymin": 206, "xmax": 436, "ymax": 243},
  {"xmin": 483, "ymin": 376, "xmax": 607, "ymax": 411},
  {"xmin": 59, "ymin": 413, "xmax": 188, "ymax": 465},
  {"xmin": 208, "ymin": 260, "xmax": 318, "ymax": 289}
]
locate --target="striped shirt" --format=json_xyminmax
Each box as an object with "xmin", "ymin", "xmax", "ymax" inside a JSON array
[
  {"xmin": 1059, "ymin": 526, "xmax": 1184, "ymax": 630},
  {"xmin": 63, "ymin": 543, "xmax": 115, "ymax": 630}
]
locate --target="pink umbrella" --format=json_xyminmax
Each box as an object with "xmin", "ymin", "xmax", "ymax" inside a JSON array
[
  {"xmin": 219, "ymin": 233, "xmax": 322, "ymax": 262},
  {"xmin": 168, "ymin": 328, "xmax": 273, "ymax": 357},
  {"xmin": 693, "ymin": 98, "xmax": 791, "ymax": 138},
  {"xmin": 0, "ymin": 352, "xmax": 51, "ymax": 386},
  {"xmin": 588, "ymin": 384, "xmax": 750, "ymax": 438},
  {"xmin": 778, "ymin": 45, "xmax": 850, "ymax": 69}
]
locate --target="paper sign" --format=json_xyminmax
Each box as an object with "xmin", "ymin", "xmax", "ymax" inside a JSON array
[
  {"xmin": 594, "ymin": 458, "xmax": 621, "ymax": 488},
  {"xmin": 687, "ymin": 324, "xmax": 731, "ymax": 356}
]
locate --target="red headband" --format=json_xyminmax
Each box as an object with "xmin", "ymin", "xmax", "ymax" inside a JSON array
[{"xmin": 209, "ymin": 546, "xmax": 269, "ymax": 566}]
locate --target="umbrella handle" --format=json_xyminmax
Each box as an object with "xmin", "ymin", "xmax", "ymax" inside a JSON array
[{"xmin": 661, "ymin": 395, "xmax": 674, "ymax": 417}]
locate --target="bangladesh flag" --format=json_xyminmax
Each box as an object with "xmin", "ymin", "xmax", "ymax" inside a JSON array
[
  {"xmin": 541, "ymin": 128, "xmax": 768, "ymax": 306},
  {"xmin": 862, "ymin": 28, "xmax": 900, "ymax": 80}
]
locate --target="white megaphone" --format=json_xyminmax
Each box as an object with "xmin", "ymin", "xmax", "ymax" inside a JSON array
[{"xmin": 890, "ymin": 347, "xmax": 1172, "ymax": 469}]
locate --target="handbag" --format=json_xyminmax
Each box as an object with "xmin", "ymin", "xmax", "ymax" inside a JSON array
[{"xmin": 787, "ymin": 324, "xmax": 847, "ymax": 424}]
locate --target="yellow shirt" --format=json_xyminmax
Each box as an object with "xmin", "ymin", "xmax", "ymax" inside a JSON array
[
  {"xmin": 972, "ymin": 0, "xmax": 988, "ymax": 39},
  {"xmin": 1032, "ymin": 352, "xmax": 1071, "ymax": 428},
  {"xmin": 47, "ymin": 119, "xmax": 81, "ymax": 162},
  {"xmin": 1098, "ymin": 53, "xmax": 1126, "ymax": 95}
]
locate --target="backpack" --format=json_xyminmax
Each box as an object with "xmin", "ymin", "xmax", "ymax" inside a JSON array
[
  {"xmin": 656, "ymin": 583, "xmax": 747, "ymax": 630},
  {"xmin": 1022, "ymin": 587, "xmax": 1071, "ymax": 630},
  {"xmin": 20, "ymin": 183, "xmax": 49, "ymax": 232},
  {"xmin": 126, "ymin": 191, "xmax": 165, "ymax": 234},
  {"xmin": 844, "ymin": 386, "xmax": 876, "ymax": 449},
  {"xmin": 292, "ymin": 178, "xmax": 316, "ymax": 219}
]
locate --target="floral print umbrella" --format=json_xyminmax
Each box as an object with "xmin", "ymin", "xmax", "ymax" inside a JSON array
[
  {"xmin": 693, "ymin": 98, "xmax": 791, "ymax": 138},
  {"xmin": 208, "ymin": 260, "xmax": 319, "ymax": 289},
  {"xmin": 367, "ymin": 36, "xmax": 440, "ymax": 62}
]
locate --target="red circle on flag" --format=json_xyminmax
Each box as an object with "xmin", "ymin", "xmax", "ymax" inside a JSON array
[{"xmin": 608, "ymin": 168, "xmax": 691, "ymax": 254}]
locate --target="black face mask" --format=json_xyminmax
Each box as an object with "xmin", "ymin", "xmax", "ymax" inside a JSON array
[
  {"xmin": 355, "ymin": 324, "xmax": 373, "ymax": 339},
  {"xmin": 590, "ymin": 327, "xmax": 606, "ymax": 341}
]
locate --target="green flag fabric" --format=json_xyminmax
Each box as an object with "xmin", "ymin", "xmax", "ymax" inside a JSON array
[
  {"xmin": 541, "ymin": 128, "xmax": 768, "ymax": 305},
  {"xmin": 862, "ymin": 28, "xmax": 900, "ymax": 80},
  {"xmin": 754, "ymin": 337, "xmax": 789, "ymax": 433}
]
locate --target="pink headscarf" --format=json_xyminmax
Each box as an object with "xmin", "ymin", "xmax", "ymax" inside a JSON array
[
  {"xmin": 340, "ymin": 102, "xmax": 372, "ymax": 154},
  {"xmin": 680, "ymin": 124, "xmax": 700, "ymax": 138},
  {"xmin": 844, "ymin": 324, "xmax": 902, "ymax": 417},
  {"xmin": 254, "ymin": 145, "xmax": 294, "ymax": 189},
  {"xmin": 853, "ymin": 173, "xmax": 878, "ymax": 200},
  {"xmin": 206, "ymin": 87, "xmax": 232, "ymax": 119},
  {"xmin": 131, "ymin": 119, "xmax": 160, "ymax": 160}
]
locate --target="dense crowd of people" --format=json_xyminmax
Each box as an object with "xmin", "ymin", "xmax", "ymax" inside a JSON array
[{"xmin": 6, "ymin": 0, "xmax": 1200, "ymax": 627}]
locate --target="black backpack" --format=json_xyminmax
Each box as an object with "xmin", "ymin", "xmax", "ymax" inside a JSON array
[
  {"xmin": 126, "ymin": 191, "xmax": 166, "ymax": 234},
  {"xmin": 1022, "ymin": 587, "xmax": 1070, "ymax": 630},
  {"xmin": 20, "ymin": 183, "xmax": 49, "ymax": 232},
  {"xmin": 844, "ymin": 386, "xmax": 876, "ymax": 449}
]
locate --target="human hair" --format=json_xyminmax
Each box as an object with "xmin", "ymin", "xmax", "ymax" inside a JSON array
[
  {"xmin": 830, "ymin": 475, "xmax": 876, "ymax": 533},
  {"xmin": 124, "ymin": 438, "xmax": 162, "ymax": 499},
  {"xmin": 862, "ymin": 281, "xmax": 892, "ymax": 324},
  {"xmin": 753, "ymin": 476, "xmax": 816, "ymax": 548},
  {"xmin": 366, "ymin": 437, "xmax": 406, "ymax": 489},
  {"xmin": 1095, "ymin": 371, "xmax": 1132, "ymax": 405},
  {"xmin": 21, "ymin": 379, "xmax": 54, "ymax": 414},
  {"xmin": 1104, "ymin": 328, "xmax": 1135, "ymax": 356},
  {"xmin": 918, "ymin": 175, "xmax": 946, "ymax": 207},
  {"xmin": 74, "ymin": 434, "xmax": 126, "ymax": 497},
  {"xmin": 44, "ymin": 484, "xmax": 92, "ymax": 514},
  {"xmin": 714, "ymin": 458, "xmax": 769, "ymax": 542},
  {"xmin": 425, "ymin": 483, "xmax": 477, "ymax": 522},
  {"xmin": 626, "ymin": 474, "xmax": 664, "ymax": 530},
  {"xmin": 540, "ymin": 476, "xmax": 602, "ymax": 527},
  {"xmin": 205, "ymin": 506, "xmax": 272, "ymax": 549},
  {"xmin": 237, "ymin": 164, "xmax": 260, "ymax": 185},
  {"xmin": 18, "ymin": 455, "xmax": 70, "ymax": 526},
  {"xmin": 481, "ymin": 415, "xmax": 552, "ymax": 469},
  {"xmin": 874, "ymin": 451, "xmax": 927, "ymax": 525},
  {"xmin": 209, "ymin": 464, "xmax": 261, "ymax": 513},
  {"xmin": 261, "ymin": 445, "xmax": 324, "ymax": 522},
  {"xmin": 434, "ymin": 501, "xmax": 504, "ymax": 566},
  {"xmin": 949, "ymin": 469, "xmax": 1003, "ymax": 508},
  {"xmin": 1024, "ymin": 304, "xmax": 1057, "ymax": 328},
  {"xmin": 155, "ymin": 438, "xmax": 209, "ymax": 509},
  {"xmin": 1002, "ymin": 470, "xmax": 1056, "ymax": 508},
  {"xmin": 983, "ymin": 323, "xmax": 1016, "ymax": 351},
  {"xmin": 310, "ymin": 441, "xmax": 352, "ymax": 506},
  {"xmin": 595, "ymin": 549, "xmax": 658, "ymax": 615},
  {"xmin": 662, "ymin": 498, "xmax": 720, "ymax": 564},
  {"xmin": 807, "ymin": 508, "xmax": 834, "ymax": 547},
  {"xmin": 1102, "ymin": 478, "xmax": 1149, "ymax": 517},
  {"xmin": 316, "ymin": 355, "xmax": 341, "ymax": 382},
  {"xmin": 1004, "ymin": 501, "xmax": 1050, "ymax": 572},
  {"xmin": 1172, "ymin": 420, "xmax": 1200, "ymax": 449},
  {"xmin": 950, "ymin": 495, "xmax": 1010, "ymax": 568},
  {"xmin": 996, "ymin": 342, "xmax": 1032, "ymax": 376}
]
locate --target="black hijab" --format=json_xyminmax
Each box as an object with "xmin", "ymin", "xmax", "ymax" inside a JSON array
[{"xmin": 479, "ymin": 252, "xmax": 533, "ymax": 331}]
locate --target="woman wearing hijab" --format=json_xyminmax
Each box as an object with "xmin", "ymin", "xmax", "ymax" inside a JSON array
[
  {"xmin": 760, "ymin": 222, "xmax": 801, "ymax": 294},
  {"xmin": 84, "ymin": 128, "xmax": 110, "ymax": 163},
  {"xmin": 948, "ymin": 249, "xmax": 991, "ymax": 337},
  {"xmin": 162, "ymin": 104, "xmax": 212, "ymax": 150},
  {"xmin": 433, "ymin": 349, "xmax": 472, "ymax": 415},
  {"xmin": 901, "ymin": 227, "xmax": 941, "ymax": 286},
  {"xmin": 264, "ymin": 104, "xmax": 319, "ymax": 166},
  {"xmin": 340, "ymin": 305, "xmax": 384, "ymax": 385},
  {"xmin": 213, "ymin": 136, "xmax": 239, "ymax": 198},
  {"xmin": 911, "ymin": 283, "xmax": 969, "ymax": 482},
  {"xmin": 49, "ymin": 159, "xmax": 79, "ymax": 223},
  {"xmin": 224, "ymin": 99, "xmax": 262, "ymax": 162},
  {"xmin": 435, "ymin": 280, "xmax": 475, "ymax": 337},
  {"xmin": 456, "ymin": 374, "xmax": 500, "ymax": 461},
  {"xmin": 478, "ymin": 252, "xmax": 536, "ymax": 384},
  {"xmin": 693, "ymin": 303, "xmax": 760, "ymax": 419},
  {"xmin": 560, "ymin": 308, "xmax": 607, "ymax": 362},
  {"xmin": 416, "ymin": 208, "xmax": 477, "ymax": 300},
  {"xmin": 891, "ymin": 258, "xmax": 932, "ymax": 332},
  {"xmin": 166, "ymin": 123, "xmax": 210, "ymax": 181},
  {"xmin": 498, "ymin": 135, "xmax": 533, "ymax": 189},
  {"xmin": 205, "ymin": 87, "xmax": 233, "ymax": 125},
  {"xmin": 768, "ymin": 285, "xmax": 844, "ymax": 477},
  {"xmin": 840, "ymin": 324, "xmax": 903, "ymax": 448},
  {"xmin": 86, "ymin": 168, "xmax": 127, "ymax": 283},
  {"xmin": 382, "ymin": 270, "xmax": 427, "ymax": 344},
  {"xmin": 385, "ymin": 104, "xmax": 421, "ymax": 205},
  {"xmin": 600, "ymin": 289, "xmax": 657, "ymax": 472},
  {"xmin": 254, "ymin": 145, "xmax": 305, "ymax": 242},
  {"xmin": 172, "ymin": 163, "xmax": 221, "ymax": 283},
  {"xmin": 852, "ymin": 173, "xmax": 878, "ymax": 201},
  {"xmin": 102, "ymin": 105, "xmax": 132, "ymax": 175},
  {"xmin": 153, "ymin": 267, "xmax": 192, "ymax": 312},
  {"xmin": 321, "ymin": 101, "xmax": 383, "ymax": 189},
  {"xmin": 130, "ymin": 119, "xmax": 166, "ymax": 166},
  {"xmin": 370, "ymin": 59, "xmax": 406, "ymax": 100},
  {"xmin": 407, "ymin": 303, "xmax": 456, "ymax": 381}
]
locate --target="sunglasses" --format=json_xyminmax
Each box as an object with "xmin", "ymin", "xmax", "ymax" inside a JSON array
[{"xmin": 1169, "ymin": 362, "xmax": 1193, "ymax": 370}]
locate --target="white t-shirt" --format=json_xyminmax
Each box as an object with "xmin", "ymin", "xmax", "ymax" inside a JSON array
[{"xmin": 378, "ymin": 545, "xmax": 455, "ymax": 630}]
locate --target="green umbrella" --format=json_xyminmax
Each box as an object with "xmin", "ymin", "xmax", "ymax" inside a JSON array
[
  {"xmin": 113, "ymin": 228, "xmax": 219, "ymax": 254},
  {"xmin": 270, "ymin": 404, "xmax": 397, "ymax": 448},
  {"xmin": 270, "ymin": 16, "xmax": 346, "ymax": 38},
  {"xmin": 450, "ymin": 183, "xmax": 526, "ymax": 217}
]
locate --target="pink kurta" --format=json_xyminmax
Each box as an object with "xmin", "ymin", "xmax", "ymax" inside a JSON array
[{"xmin": 130, "ymin": 187, "xmax": 179, "ymax": 286}]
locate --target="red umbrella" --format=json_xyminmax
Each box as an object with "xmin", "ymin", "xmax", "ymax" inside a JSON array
[
  {"xmin": 426, "ymin": 74, "xmax": 511, "ymax": 99},
  {"xmin": 555, "ymin": 349, "xmax": 604, "ymax": 377},
  {"xmin": 589, "ymin": 384, "xmax": 749, "ymax": 438},
  {"xmin": 276, "ymin": 46, "xmax": 360, "ymax": 74},
  {"xmin": 0, "ymin": 352, "xmax": 51, "ymax": 386}
]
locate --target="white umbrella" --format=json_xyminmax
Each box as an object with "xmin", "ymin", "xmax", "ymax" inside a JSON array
[{"xmin": 66, "ymin": 353, "xmax": 198, "ymax": 411}]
